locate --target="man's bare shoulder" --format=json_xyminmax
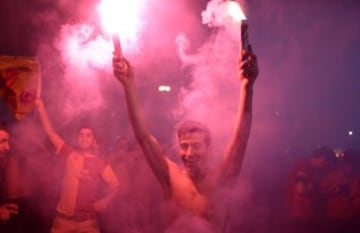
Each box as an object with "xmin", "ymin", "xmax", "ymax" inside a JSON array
[{"xmin": 164, "ymin": 157, "xmax": 183, "ymax": 176}]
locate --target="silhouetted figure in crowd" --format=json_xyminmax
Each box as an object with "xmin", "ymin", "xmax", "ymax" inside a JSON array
[
  {"xmin": 284, "ymin": 146, "xmax": 336, "ymax": 233},
  {"xmin": 36, "ymin": 100, "xmax": 120, "ymax": 233},
  {"xmin": 320, "ymin": 149, "xmax": 360, "ymax": 233},
  {"xmin": 347, "ymin": 149, "xmax": 360, "ymax": 231},
  {"xmin": 0, "ymin": 125, "xmax": 19, "ymax": 232},
  {"xmin": 102, "ymin": 138, "xmax": 165, "ymax": 233},
  {"xmin": 112, "ymin": 46, "xmax": 258, "ymax": 233},
  {"xmin": 0, "ymin": 124, "xmax": 38, "ymax": 233}
]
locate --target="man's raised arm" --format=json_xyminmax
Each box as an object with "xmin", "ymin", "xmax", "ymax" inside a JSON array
[
  {"xmin": 220, "ymin": 47, "xmax": 258, "ymax": 185},
  {"xmin": 36, "ymin": 99, "xmax": 64, "ymax": 152},
  {"xmin": 113, "ymin": 55, "xmax": 171, "ymax": 198}
]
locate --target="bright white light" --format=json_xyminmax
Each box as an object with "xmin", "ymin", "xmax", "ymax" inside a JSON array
[
  {"xmin": 98, "ymin": 0, "xmax": 144, "ymax": 41},
  {"xmin": 158, "ymin": 85, "xmax": 171, "ymax": 92},
  {"xmin": 225, "ymin": 1, "xmax": 247, "ymax": 22},
  {"xmin": 348, "ymin": 131, "xmax": 353, "ymax": 136},
  {"xmin": 334, "ymin": 148, "xmax": 344, "ymax": 158}
]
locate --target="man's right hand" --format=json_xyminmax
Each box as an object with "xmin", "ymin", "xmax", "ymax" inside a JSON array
[
  {"xmin": 112, "ymin": 54, "xmax": 134, "ymax": 85},
  {"xmin": 0, "ymin": 203, "xmax": 19, "ymax": 221}
]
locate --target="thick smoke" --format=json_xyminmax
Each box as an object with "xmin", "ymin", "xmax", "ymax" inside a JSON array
[
  {"xmin": 53, "ymin": 23, "xmax": 112, "ymax": 121},
  {"xmin": 1, "ymin": 0, "xmax": 360, "ymax": 233},
  {"xmin": 170, "ymin": 1, "xmax": 260, "ymax": 232},
  {"xmin": 174, "ymin": 0, "xmax": 243, "ymax": 155}
]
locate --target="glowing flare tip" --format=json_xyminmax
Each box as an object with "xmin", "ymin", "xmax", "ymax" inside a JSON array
[
  {"xmin": 226, "ymin": 1, "xmax": 246, "ymax": 22},
  {"xmin": 97, "ymin": 0, "xmax": 142, "ymax": 40}
]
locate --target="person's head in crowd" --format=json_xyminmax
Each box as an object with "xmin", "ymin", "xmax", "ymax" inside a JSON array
[
  {"xmin": 342, "ymin": 149, "xmax": 360, "ymax": 172},
  {"xmin": 0, "ymin": 124, "xmax": 10, "ymax": 171},
  {"xmin": 176, "ymin": 120, "xmax": 212, "ymax": 181},
  {"xmin": 0, "ymin": 124, "xmax": 10, "ymax": 157},
  {"xmin": 75, "ymin": 123, "xmax": 99, "ymax": 154},
  {"xmin": 309, "ymin": 146, "xmax": 336, "ymax": 168}
]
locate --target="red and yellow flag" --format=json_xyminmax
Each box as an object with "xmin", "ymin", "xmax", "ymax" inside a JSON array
[{"xmin": 0, "ymin": 56, "xmax": 41, "ymax": 120}]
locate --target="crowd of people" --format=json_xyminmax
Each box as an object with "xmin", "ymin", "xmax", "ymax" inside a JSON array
[
  {"xmin": 0, "ymin": 43, "xmax": 359, "ymax": 233},
  {"xmin": 0, "ymin": 44, "xmax": 258, "ymax": 233},
  {"xmin": 284, "ymin": 146, "xmax": 360, "ymax": 233}
]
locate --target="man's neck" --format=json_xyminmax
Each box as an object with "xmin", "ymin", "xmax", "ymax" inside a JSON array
[{"xmin": 78, "ymin": 148, "xmax": 96, "ymax": 157}]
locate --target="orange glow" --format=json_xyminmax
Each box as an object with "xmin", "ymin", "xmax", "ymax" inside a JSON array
[
  {"xmin": 97, "ymin": 0, "xmax": 142, "ymax": 41},
  {"xmin": 225, "ymin": 1, "xmax": 246, "ymax": 22}
]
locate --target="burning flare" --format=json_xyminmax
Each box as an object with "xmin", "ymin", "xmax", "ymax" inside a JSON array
[
  {"xmin": 225, "ymin": 1, "xmax": 246, "ymax": 22},
  {"xmin": 97, "ymin": 0, "xmax": 144, "ymax": 46}
]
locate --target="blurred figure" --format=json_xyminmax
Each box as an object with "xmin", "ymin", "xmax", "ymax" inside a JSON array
[
  {"xmin": 0, "ymin": 124, "xmax": 19, "ymax": 231},
  {"xmin": 102, "ymin": 140, "xmax": 165, "ymax": 233},
  {"xmin": 36, "ymin": 100, "xmax": 120, "ymax": 233},
  {"xmin": 348, "ymin": 149, "xmax": 360, "ymax": 230},
  {"xmin": 99, "ymin": 137, "xmax": 133, "ymax": 233},
  {"xmin": 345, "ymin": 150, "xmax": 360, "ymax": 220},
  {"xmin": 112, "ymin": 47, "xmax": 258, "ymax": 232},
  {"xmin": 284, "ymin": 146, "xmax": 336, "ymax": 233},
  {"xmin": 1, "ymin": 121, "xmax": 57, "ymax": 233},
  {"xmin": 320, "ymin": 149, "xmax": 360, "ymax": 233},
  {"xmin": 0, "ymin": 126, "xmax": 19, "ymax": 232}
]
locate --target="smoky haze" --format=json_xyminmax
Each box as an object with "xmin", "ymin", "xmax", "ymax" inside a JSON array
[{"xmin": 0, "ymin": 0, "xmax": 360, "ymax": 232}]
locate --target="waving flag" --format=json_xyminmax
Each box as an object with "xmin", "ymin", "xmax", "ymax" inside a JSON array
[{"xmin": 0, "ymin": 56, "xmax": 41, "ymax": 120}]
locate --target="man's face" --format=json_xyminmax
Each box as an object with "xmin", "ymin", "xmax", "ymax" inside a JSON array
[
  {"xmin": 0, "ymin": 130, "xmax": 10, "ymax": 158},
  {"xmin": 178, "ymin": 131, "xmax": 209, "ymax": 180},
  {"xmin": 77, "ymin": 128, "xmax": 96, "ymax": 151}
]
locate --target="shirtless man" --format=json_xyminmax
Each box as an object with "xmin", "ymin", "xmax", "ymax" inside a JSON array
[{"xmin": 113, "ymin": 47, "xmax": 258, "ymax": 232}]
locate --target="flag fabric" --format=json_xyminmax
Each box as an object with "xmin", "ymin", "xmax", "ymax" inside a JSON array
[{"xmin": 0, "ymin": 56, "xmax": 41, "ymax": 120}]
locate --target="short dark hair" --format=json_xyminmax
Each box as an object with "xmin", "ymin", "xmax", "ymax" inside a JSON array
[
  {"xmin": 177, "ymin": 120, "xmax": 211, "ymax": 146},
  {"xmin": 76, "ymin": 125, "xmax": 98, "ymax": 141}
]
